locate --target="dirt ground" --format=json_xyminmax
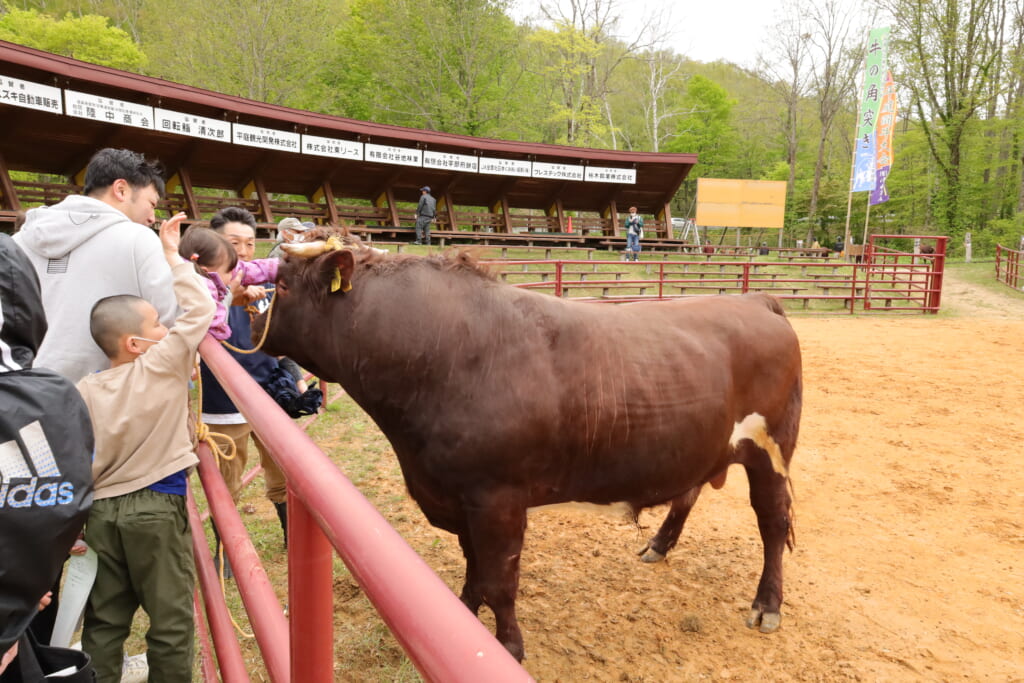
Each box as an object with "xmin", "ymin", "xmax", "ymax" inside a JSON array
[{"xmin": 327, "ymin": 270, "xmax": 1024, "ymax": 682}]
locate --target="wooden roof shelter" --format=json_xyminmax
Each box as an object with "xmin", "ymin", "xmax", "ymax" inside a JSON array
[{"xmin": 0, "ymin": 41, "xmax": 697, "ymax": 239}]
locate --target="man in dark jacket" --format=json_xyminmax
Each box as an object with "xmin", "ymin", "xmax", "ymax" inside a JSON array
[
  {"xmin": 414, "ymin": 186, "xmax": 436, "ymax": 245},
  {"xmin": 202, "ymin": 207, "xmax": 310, "ymax": 564},
  {"xmin": 0, "ymin": 234, "xmax": 93, "ymax": 669}
]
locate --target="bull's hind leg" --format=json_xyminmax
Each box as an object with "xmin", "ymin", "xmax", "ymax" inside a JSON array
[
  {"xmin": 456, "ymin": 531, "xmax": 484, "ymax": 615},
  {"xmin": 743, "ymin": 450, "xmax": 793, "ymax": 633},
  {"xmin": 637, "ymin": 486, "xmax": 702, "ymax": 562},
  {"xmin": 463, "ymin": 494, "xmax": 529, "ymax": 661}
]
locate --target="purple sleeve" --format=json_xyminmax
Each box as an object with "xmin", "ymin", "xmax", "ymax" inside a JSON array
[
  {"xmin": 207, "ymin": 301, "xmax": 230, "ymax": 340},
  {"xmin": 202, "ymin": 277, "xmax": 231, "ymax": 340},
  {"xmin": 236, "ymin": 258, "xmax": 279, "ymax": 286}
]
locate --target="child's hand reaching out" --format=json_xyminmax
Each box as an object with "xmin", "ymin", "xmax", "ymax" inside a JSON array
[{"xmin": 159, "ymin": 212, "xmax": 189, "ymax": 266}]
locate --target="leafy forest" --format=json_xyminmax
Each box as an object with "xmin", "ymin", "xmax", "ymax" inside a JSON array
[{"xmin": 2, "ymin": 0, "xmax": 1023, "ymax": 255}]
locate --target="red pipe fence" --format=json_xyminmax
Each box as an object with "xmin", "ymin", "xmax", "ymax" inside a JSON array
[
  {"xmin": 192, "ymin": 338, "xmax": 532, "ymax": 682},
  {"xmin": 995, "ymin": 244, "xmax": 1023, "ymax": 290}
]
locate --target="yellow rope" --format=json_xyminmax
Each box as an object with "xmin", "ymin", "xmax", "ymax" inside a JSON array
[
  {"xmin": 219, "ymin": 289, "xmax": 277, "ymax": 354},
  {"xmin": 192, "ymin": 362, "xmax": 255, "ymax": 640}
]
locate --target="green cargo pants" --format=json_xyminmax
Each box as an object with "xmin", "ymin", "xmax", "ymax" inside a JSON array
[{"xmin": 82, "ymin": 489, "xmax": 195, "ymax": 683}]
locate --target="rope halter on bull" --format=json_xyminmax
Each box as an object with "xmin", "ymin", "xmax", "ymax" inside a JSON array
[{"xmin": 218, "ymin": 235, "xmax": 358, "ymax": 355}]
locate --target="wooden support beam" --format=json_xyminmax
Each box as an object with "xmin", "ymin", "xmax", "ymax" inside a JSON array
[
  {"xmin": 439, "ymin": 190, "xmax": 457, "ymax": 231},
  {"xmin": 603, "ymin": 200, "xmax": 619, "ymax": 237},
  {"xmin": 373, "ymin": 171, "xmax": 404, "ymax": 227},
  {"xmin": 239, "ymin": 178, "xmax": 272, "ymax": 223},
  {"xmin": 546, "ymin": 198, "xmax": 565, "ymax": 232},
  {"xmin": 176, "ymin": 167, "xmax": 200, "ymax": 219},
  {"xmin": 312, "ymin": 180, "xmax": 340, "ymax": 226},
  {"xmin": 374, "ymin": 188, "xmax": 399, "ymax": 227},
  {"xmin": 657, "ymin": 202, "xmax": 673, "ymax": 239},
  {"xmin": 489, "ymin": 195, "xmax": 512, "ymax": 234},
  {"xmin": 0, "ymin": 152, "xmax": 22, "ymax": 212}
]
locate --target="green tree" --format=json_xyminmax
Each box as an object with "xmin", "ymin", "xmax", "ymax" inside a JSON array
[
  {"xmin": 886, "ymin": 0, "xmax": 1013, "ymax": 237},
  {"xmin": 324, "ymin": 0, "xmax": 530, "ymax": 138},
  {"xmin": 0, "ymin": 3, "xmax": 145, "ymax": 70},
  {"xmin": 666, "ymin": 75, "xmax": 742, "ymax": 208},
  {"xmin": 139, "ymin": 0, "xmax": 336, "ymax": 106}
]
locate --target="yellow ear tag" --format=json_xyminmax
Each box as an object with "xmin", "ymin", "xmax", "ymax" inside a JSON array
[
  {"xmin": 326, "ymin": 237, "xmax": 353, "ymax": 292},
  {"xmin": 330, "ymin": 267, "xmax": 352, "ymax": 293}
]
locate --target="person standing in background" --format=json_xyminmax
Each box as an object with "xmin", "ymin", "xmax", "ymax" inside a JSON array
[
  {"xmin": 414, "ymin": 186, "xmax": 436, "ymax": 245},
  {"xmin": 624, "ymin": 206, "xmax": 644, "ymax": 262}
]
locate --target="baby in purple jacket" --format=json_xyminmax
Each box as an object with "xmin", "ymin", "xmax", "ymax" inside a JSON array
[{"xmin": 178, "ymin": 227, "xmax": 278, "ymax": 340}]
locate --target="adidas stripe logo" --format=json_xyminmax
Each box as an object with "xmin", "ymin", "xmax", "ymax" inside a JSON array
[{"xmin": 0, "ymin": 420, "xmax": 75, "ymax": 508}]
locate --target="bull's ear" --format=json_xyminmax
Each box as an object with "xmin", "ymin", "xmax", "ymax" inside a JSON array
[{"xmin": 323, "ymin": 249, "xmax": 355, "ymax": 293}]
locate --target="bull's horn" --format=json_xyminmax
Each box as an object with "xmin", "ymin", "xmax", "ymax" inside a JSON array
[{"xmin": 281, "ymin": 240, "xmax": 329, "ymax": 258}]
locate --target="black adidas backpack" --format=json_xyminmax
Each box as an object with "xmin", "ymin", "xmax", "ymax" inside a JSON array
[{"xmin": 0, "ymin": 233, "xmax": 94, "ymax": 653}]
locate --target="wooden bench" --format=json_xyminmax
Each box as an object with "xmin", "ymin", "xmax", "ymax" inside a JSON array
[
  {"xmin": 480, "ymin": 245, "xmax": 595, "ymax": 260},
  {"xmin": 269, "ymin": 198, "xmax": 331, "ymax": 224},
  {"xmin": 348, "ymin": 226, "xmax": 415, "ymax": 241},
  {"xmin": 11, "ymin": 180, "xmax": 80, "ymax": 208}
]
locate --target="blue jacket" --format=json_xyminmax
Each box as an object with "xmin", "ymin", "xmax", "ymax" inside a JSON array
[{"xmin": 200, "ymin": 293, "xmax": 279, "ymax": 414}]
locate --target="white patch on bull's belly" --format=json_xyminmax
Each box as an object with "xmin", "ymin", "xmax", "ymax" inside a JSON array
[
  {"xmin": 729, "ymin": 412, "xmax": 788, "ymax": 477},
  {"xmin": 528, "ymin": 501, "xmax": 634, "ymax": 521}
]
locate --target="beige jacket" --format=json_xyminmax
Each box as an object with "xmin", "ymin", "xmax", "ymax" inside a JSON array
[{"xmin": 77, "ymin": 262, "xmax": 215, "ymax": 500}]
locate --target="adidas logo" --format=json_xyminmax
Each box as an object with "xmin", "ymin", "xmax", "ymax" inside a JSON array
[{"xmin": 0, "ymin": 420, "xmax": 75, "ymax": 508}]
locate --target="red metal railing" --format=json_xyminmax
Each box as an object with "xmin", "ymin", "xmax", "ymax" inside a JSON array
[
  {"xmin": 488, "ymin": 235, "xmax": 947, "ymax": 314},
  {"xmin": 996, "ymin": 244, "xmax": 1023, "ymax": 290},
  {"xmin": 193, "ymin": 337, "xmax": 532, "ymax": 683}
]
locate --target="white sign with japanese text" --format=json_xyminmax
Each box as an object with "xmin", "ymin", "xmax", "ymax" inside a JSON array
[
  {"xmin": 532, "ymin": 161, "xmax": 584, "ymax": 181},
  {"xmin": 423, "ymin": 150, "xmax": 478, "ymax": 173},
  {"xmin": 0, "ymin": 74, "xmax": 62, "ymax": 114},
  {"xmin": 584, "ymin": 165, "xmax": 636, "ymax": 184},
  {"xmin": 65, "ymin": 90, "xmax": 153, "ymax": 129},
  {"xmin": 478, "ymin": 156, "xmax": 531, "ymax": 177},
  {"xmin": 154, "ymin": 108, "xmax": 230, "ymax": 143},
  {"xmin": 365, "ymin": 143, "xmax": 422, "ymax": 167},
  {"xmin": 301, "ymin": 134, "xmax": 363, "ymax": 160},
  {"xmin": 232, "ymin": 123, "xmax": 301, "ymax": 153}
]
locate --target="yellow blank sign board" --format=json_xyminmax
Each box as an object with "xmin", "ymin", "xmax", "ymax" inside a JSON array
[{"xmin": 695, "ymin": 178, "xmax": 787, "ymax": 229}]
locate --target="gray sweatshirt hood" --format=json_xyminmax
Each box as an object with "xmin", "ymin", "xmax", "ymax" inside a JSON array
[{"xmin": 15, "ymin": 194, "xmax": 136, "ymax": 259}]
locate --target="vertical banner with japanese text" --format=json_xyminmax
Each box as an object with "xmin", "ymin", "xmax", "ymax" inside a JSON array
[
  {"xmin": 869, "ymin": 72, "xmax": 897, "ymax": 205},
  {"xmin": 851, "ymin": 27, "xmax": 890, "ymax": 192}
]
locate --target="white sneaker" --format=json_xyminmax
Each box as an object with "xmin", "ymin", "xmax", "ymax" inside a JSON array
[{"xmin": 120, "ymin": 652, "xmax": 148, "ymax": 683}]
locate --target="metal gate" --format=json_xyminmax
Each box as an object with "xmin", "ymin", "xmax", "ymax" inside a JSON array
[{"xmin": 862, "ymin": 235, "xmax": 947, "ymax": 313}]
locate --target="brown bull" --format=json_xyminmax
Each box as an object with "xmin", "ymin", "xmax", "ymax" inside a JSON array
[{"xmin": 255, "ymin": 233, "xmax": 802, "ymax": 661}]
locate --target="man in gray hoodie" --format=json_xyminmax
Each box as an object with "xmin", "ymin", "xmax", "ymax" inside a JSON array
[{"xmin": 13, "ymin": 148, "xmax": 176, "ymax": 383}]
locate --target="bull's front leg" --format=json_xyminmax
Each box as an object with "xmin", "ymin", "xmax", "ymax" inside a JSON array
[
  {"xmin": 638, "ymin": 486, "xmax": 702, "ymax": 562},
  {"xmin": 462, "ymin": 491, "xmax": 528, "ymax": 661}
]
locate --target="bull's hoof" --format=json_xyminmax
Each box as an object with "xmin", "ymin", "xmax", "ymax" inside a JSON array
[
  {"xmin": 746, "ymin": 608, "xmax": 781, "ymax": 633},
  {"xmin": 636, "ymin": 542, "xmax": 666, "ymax": 563}
]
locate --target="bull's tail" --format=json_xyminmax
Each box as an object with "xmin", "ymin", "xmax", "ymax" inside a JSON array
[{"xmin": 786, "ymin": 476, "xmax": 796, "ymax": 551}]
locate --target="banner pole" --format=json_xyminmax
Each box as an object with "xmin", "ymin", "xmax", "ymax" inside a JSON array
[{"xmin": 862, "ymin": 199, "xmax": 872, "ymax": 250}]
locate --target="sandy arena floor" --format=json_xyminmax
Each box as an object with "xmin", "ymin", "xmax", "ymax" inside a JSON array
[{"xmin": 331, "ymin": 270, "xmax": 1024, "ymax": 682}]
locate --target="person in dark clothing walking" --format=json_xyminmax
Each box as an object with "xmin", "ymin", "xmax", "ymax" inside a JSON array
[{"xmin": 414, "ymin": 186, "xmax": 436, "ymax": 245}]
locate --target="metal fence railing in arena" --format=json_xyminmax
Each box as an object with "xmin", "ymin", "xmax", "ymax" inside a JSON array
[
  {"xmin": 995, "ymin": 244, "xmax": 1023, "ymax": 291},
  {"xmin": 192, "ymin": 337, "xmax": 532, "ymax": 682}
]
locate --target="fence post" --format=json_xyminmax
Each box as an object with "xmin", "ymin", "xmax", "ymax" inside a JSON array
[
  {"xmin": 289, "ymin": 488, "xmax": 334, "ymax": 683},
  {"xmin": 964, "ymin": 232, "xmax": 972, "ymax": 263},
  {"xmin": 926, "ymin": 237, "xmax": 948, "ymax": 313}
]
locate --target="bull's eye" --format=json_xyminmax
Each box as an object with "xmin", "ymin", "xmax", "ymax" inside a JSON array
[{"xmin": 277, "ymin": 281, "xmax": 289, "ymax": 294}]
